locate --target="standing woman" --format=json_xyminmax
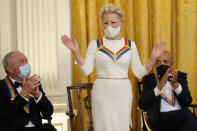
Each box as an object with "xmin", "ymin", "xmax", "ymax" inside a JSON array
[{"xmin": 61, "ymin": 3, "xmax": 166, "ymax": 131}]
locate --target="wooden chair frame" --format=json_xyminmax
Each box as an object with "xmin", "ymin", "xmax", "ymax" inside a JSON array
[
  {"xmin": 137, "ymin": 82, "xmax": 154, "ymax": 131},
  {"xmin": 66, "ymin": 83, "xmax": 94, "ymax": 131}
]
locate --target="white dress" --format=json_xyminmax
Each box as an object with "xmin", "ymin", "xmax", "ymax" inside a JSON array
[{"xmin": 79, "ymin": 37, "xmax": 148, "ymax": 131}]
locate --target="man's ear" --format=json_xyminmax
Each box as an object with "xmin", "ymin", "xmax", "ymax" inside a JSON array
[
  {"xmin": 170, "ymin": 60, "xmax": 174, "ymax": 68},
  {"xmin": 6, "ymin": 66, "xmax": 14, "ymax": 74}
]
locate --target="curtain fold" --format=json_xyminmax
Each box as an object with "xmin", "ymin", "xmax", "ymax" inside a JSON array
[
  {"xmin": 72, "ymin": 0, "xmax": 197, "ymax": 130},
  {"xmin": 16, "ymin": 0, "xmax": 57, "ymax": 92},
  {"xmin": 72, "ymin": 0, "xmax": 88, "ymax": 85},
  {"xmin": 176, "ymin": 0, "xmax": 197, "ymax": 103}
]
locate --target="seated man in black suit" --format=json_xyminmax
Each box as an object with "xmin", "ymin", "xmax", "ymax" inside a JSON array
[
  {"xmin": 139, "ymin": 51, "xmax": 197, "ymax": 131},
  {"xmin": 0, "ymin": 51, "xmax": 54, "ymax": 131}
]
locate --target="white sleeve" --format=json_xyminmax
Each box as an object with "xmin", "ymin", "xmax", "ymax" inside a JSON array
[
  {"xmin": 130, "ymin": 42, "xmax": 149, "ymax": 79},
  {"xmin": 154, "ymin": 86, "xmax": 161, "ymax": 96},
  {"xmin": 78, "ymin": 40, "xmax": 96, "ymax": 76},
  {"xmin": 174, "ymin": 83, "xmax": 182, "ymax": 95},
  {"xmin": 34, "ymin": 92, "xmax": 43, "ymax": 103}
]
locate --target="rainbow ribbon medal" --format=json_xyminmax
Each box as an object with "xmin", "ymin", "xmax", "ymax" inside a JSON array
[
  {"xmin": 3, "ymin": 76, "xmax": 31, "ymax": 113},
  {"xmin": 96, "ymin": 38, "xmax": 132, "ymax": 62},
  {"xmin": 154, "ymin": 71, "xmax": 176, "ymax": 106}
]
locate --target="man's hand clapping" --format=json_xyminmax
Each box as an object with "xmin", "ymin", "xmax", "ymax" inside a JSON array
[
  {"xmin": 169, "ymin": 70, "xmax": 178, "ymax": 89},
  {"xmin": 158, "ymin": 68, "xmax": 172, "ymax": 91},
  {"xmin": 21, "ymin": 74, "xmax": 41, "ymax": 98}
]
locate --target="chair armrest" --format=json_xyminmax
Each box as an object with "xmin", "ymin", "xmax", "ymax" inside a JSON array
[
  {"xmin": 188, "ymin": 104, "xmax": 197, "ymax": 108},
  {"xmin": 188, "ymin": 104, "xmax": 197, "ymax": 119}
]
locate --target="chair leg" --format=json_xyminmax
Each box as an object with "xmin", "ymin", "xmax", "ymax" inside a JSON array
[
  {"xmin": 70, "ymin": 117, "xmax": 75, "ymax": 131},
  {"xmin": 194, "ymin": 106, "xmax": 197, "ymax": 119}
]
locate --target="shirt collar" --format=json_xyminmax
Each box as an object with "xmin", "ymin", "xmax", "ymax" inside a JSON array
[{"xmin": 8, "ymin": 76, "xmax": 22, "ymax": 85}]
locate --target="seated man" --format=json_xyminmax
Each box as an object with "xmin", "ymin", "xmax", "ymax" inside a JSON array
[
  {"xmin": 139, "ymin": 51, "xmax": 197, "ymax": 131},
  {"xmin": 0, "ymin": 51, "xmax": 54, "ymax": 131}
]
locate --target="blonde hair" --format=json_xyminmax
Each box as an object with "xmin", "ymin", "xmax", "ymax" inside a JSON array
[{"xmin": 100, "ymin": 3, "xmax": 124, "ymax": 22}]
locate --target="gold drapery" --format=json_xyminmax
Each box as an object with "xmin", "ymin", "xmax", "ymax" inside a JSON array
[{"xmin": 72, "ymin": 0, "xmax": 197, "ymax": 130}]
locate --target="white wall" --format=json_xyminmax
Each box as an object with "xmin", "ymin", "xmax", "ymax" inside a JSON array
[
  {"xmin": 0, "ymin": 0, "xmax": 72, "ymax": 130},
  {"xmin": 0, "ymin": 0, "xmax": 17, "ymax": 76},
  {"xmin": 56, "ymin": 0, "xmax": 72, "ymax": 104},
  {"xmin": 0, "ymin": 0, "xmax": 72, "ymax": 106}
]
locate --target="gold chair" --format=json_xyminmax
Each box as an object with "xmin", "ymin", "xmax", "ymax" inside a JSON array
[
  {"xmin": 188, "ymin": 104, "xmax": 197, "ymax": 119},
  {"xmin": 137, "ymin": 81, "xmax": 154, "ymax": 131},
  {"xmin": 66, "ymin": 83, "xmax": 94, "ymax": 131}
]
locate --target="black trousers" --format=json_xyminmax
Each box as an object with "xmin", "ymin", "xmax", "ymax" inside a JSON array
[{"xmin": 158, "ymin": 109, "xmax": 197, "ymax": 131}]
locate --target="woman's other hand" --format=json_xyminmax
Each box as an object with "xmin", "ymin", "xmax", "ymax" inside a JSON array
[
  {"xmin": 151, "ymin": 41, "xmax": 166, "ymax": 60},
  {"xmin": 145, "ymin": 42, "xmax": 166, "ymax": 71},
  {"xmin": 61, "ymin": 35, "xmax": 79, "ymax": 54},
  {"xmin": 61, "ymin": 35, "xmax": 84, "ymax": 66}
]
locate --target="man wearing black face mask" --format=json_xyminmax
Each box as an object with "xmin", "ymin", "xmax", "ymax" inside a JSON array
[
  {"xmin": 139, "ymin": 51, "xmax": 197, "ymax": 131},
  {"xmin": 0, "ymin": 51, "xmax": 54, "ymax": 131}
]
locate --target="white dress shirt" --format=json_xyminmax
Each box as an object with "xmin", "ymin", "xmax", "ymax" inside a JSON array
[
  {"xmin": 154, "ymin": 81, "xmax": 182, "ymax": 112},
  {"xmin": 9, "ymin": 76, "xmax": 43, "ymax": 127}
]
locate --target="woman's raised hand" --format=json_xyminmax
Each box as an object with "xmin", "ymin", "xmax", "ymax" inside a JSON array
[
  {"xmin": 151, "ymin": 41, "xmax": 166, "ymax": 59},
  {"xmin": 145, "ymin": 41, "xmax": 166, "ymax": 71},
  {"xmin": 61, "ymin": 35, "xmax": 79, "ymax": 54},
  {"xmin": 61, "ymin": 35, "xmax": 84, "ymax": 66}
]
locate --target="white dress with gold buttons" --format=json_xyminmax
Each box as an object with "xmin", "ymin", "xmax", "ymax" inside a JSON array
[{"xmin": 79, "ymin": 37, "xmax": 148, "ymax": 131}]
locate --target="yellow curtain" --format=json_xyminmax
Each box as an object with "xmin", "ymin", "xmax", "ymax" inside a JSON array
[{"xmin": 72, "ymin": 0, "xmax": 197, "ymax": 130}]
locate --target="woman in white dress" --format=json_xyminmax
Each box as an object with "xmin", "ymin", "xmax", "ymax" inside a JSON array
[{"xmin": 61, "ymin": 3, "xmax": 166, "ymax": 131}]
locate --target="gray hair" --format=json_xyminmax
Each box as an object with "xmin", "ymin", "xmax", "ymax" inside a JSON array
[
  {"xmin": 100, "ymin": 3, "xmax": 124, "ymax": 22},
  {"xmin": 2, "ymin": 51, "xmax": 20, "ymax": 73}
]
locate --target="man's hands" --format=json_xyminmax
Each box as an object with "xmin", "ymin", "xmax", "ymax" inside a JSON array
[
  {"xmin": 169, "ymin": 70, "xmax": 179, "ymax": 89},
  {"xmin": 20, "ymin": 74, "xmax": 41, "ymax": 98},
  {"xmin": 158, "ymin": 68, "xmax": 171, "ymax": 91},
  {"xmin": 158, "ymin": 68, "xmax": 179, "ymax": 91}
]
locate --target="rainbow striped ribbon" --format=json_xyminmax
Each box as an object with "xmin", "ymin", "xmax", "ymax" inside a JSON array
[
  {"xmin": 154, "ymin": 71, "xmax": 176, "ymax": 106},
  {"xmin": 96, "ymin": 38, "xmax": 132, "ymax": 62},
  {"xmin": 3, "ymin": 76, "xmax": 31, "ymax": 113}
]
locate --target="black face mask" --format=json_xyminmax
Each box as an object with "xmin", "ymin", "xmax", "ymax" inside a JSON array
[{"xmin": 156, "ymin": 65, "xmax": 170, "ymax": 80}]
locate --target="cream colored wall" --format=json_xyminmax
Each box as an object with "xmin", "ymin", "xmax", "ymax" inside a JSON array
[
  {"xmin": 56, "ymin": 0, "xmax": 72, "ymax": 105},
  {"xmin": 0, "ymin": 0, "xmax": 72, "ymax": 106},
  {"xmin": 0, "ymin": 0, "xmax": 72, "ymax": 130},
  {"xmin": 0, "ymin": 0, "xmax": 17, "ymax": 76}
]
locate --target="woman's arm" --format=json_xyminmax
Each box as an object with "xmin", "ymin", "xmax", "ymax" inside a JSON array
[
  {"xmin": 130, "ymin": 42, "xmax": 166, "ymax": 79},
  {"xmin": 61, "ymin": 35, "xmax": 84, "ymax": 66},
  {"xmin": 130, "ymin": 42, "xmax": 149, "ymax": 79},
  {"xmin": 61, "ymin": 35, "xmax": 96, "ymax": 76}
]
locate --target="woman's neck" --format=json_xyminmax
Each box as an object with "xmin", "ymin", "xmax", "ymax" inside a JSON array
[{"xmin": 105, "ymin": 34, "xmax": 121, "ymax": 40}]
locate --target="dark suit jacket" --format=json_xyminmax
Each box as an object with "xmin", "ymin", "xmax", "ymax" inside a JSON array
[
  {"xmin": 0, "ymin": 76, "xmax": 53, "ymax": 131},
  {"xmin": 138, "ymin": 72, "xmax": 192, "ymax": 130}
]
